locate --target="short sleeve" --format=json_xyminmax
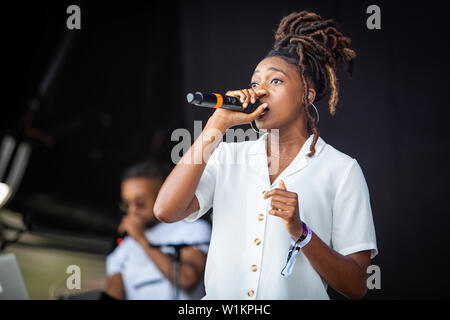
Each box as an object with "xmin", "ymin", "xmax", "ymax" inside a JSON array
[
  {"xmin": 177, "ymin": 220, "xmax": 212, "ymax": 254},
  {"xmin": 332, "ymin": 159, "xmax": 378, "ymax": 259},
  {"xmin": 184, "ymin": 142, "xmax": 223, "ymax": 222},
  {"xmin": 105, "ymin": 242, "xmax": 126, "ymax": 277}
]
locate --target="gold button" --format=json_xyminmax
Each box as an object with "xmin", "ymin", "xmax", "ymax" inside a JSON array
[
  {"xmin": 258, "ymin": 214, "xmax": 264, "ymax": 221},
  {"xmin": 251, "ymin": 264, "xmax": 258, "ymax": 272},
  {"xmin": 248, "ymin": 290, "xmax": 254, "ymax": 297},
  {"xmin": 254, "ymin": 238, "xmax": 261, "ymax": 246}
]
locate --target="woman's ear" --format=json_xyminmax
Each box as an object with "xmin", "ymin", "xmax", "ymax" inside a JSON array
[{"xmin": 307, "ymin": 89, "xmax": 316, "ymax": 103}]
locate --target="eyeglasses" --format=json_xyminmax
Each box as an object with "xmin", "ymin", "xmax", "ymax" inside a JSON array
[{"xmin": 119, "ymin": 200, "xmax": 148, "ymax": 213}]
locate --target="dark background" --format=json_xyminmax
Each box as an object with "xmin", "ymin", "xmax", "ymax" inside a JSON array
[{"xmin": 2, "ymin": 0, "xmax": 450, "ymax": 299}]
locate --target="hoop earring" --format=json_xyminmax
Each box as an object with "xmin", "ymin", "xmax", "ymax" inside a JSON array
[
  {"xmin": 309, "ymin": 102, "xmax": 320, "ymax": 124},
  {"xmin": 250, "ymin": 120, "xmax": 264, "ymax": 134}
]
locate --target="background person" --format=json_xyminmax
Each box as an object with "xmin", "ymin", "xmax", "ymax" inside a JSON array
[{"xmin": 104, "ymin": 161, "xmax": 211, "ymax": 300}]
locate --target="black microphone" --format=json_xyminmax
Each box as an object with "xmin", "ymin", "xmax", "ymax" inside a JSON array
[
  {"xmin": 186, "ymin": 92, "xmax": 261, "ymax": 114},
  {"xmin": 116, "ymin": 232, "xmax": 127, "ymax": 245}
]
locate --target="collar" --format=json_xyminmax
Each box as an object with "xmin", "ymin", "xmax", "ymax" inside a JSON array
[
  {"xmin": 247, "ymin": 132, "xmax": 327, "ymax": 187},
  {"xmin": 248, "ymin": 132, "xmax": 326, "ymax": 157}
]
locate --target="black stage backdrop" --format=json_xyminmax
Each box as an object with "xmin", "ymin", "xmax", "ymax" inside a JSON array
[{"xmin": 3, "ymin": 0, "xmax": 450, "ymax": 299}]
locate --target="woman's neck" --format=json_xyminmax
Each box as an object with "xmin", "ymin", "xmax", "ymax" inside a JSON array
[{"xmin": 266, "ymin": 126, "xmax": 310, "ymax": 158}]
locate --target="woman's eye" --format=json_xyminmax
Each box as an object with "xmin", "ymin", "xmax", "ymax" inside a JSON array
[
  {"xmin": 271, "ymin": 79, "xmax": 282, "ymax": 85},
  {"xmin": 250, "ymin": 83, "xmax": 258, "ymax": 88}
]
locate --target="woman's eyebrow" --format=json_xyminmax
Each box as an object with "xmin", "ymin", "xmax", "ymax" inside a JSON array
[
  {"xmin": 124, "ymin": 195, "xmax": 146, "ymax": 202},
  {"xmin": 252, "ymin": 67, "xmax": 287, "ymax": 77}
]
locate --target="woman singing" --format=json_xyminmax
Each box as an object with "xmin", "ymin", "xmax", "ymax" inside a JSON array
[{"xmin": 154, "ymin": 11, "xmax": 378, "ymax": 300}]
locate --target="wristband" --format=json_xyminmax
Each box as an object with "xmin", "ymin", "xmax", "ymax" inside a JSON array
[
  {"xmin": 293, "ymin": 222, "xmax": 309, "ymax": 246},
  {"xmin": 295, "ymin": 223, "xmax": 312, "ymax": 249},
  {"xmin": 281, "ymin": 222, "xmax": 312, "ymax": 277}
]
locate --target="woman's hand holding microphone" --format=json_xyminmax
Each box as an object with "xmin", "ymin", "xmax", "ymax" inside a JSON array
[{"xmin": 208, "ymin": 88, "xmax": 269, "ymax": 130}]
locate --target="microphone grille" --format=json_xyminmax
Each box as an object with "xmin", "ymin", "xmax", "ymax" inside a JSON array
[
  {"xmin": 186, "ymin": 92, "xmax": 195, "ymax": 103},
  {"xmin": 186, "ymin": 92, "xmax": 203, "ymax": 104}
]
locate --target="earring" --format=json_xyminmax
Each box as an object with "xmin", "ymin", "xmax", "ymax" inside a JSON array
[
  {"xmin": 250, "ymin": 120, "xmax": 264, "ymax": 134},
  {"xmin": 307, "ymin": 93, "xmax": 319, "ymax": 123},
  {"xmin": 309, "ymin": 102, "xmax": 320, "ymax": 124}
]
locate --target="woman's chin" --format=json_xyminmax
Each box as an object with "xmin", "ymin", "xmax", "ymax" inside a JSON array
[{"xmin": 254, "ymin": 119, "xmax": 277, "ymax": 131}]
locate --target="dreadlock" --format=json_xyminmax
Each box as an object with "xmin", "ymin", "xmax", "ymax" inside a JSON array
[{"xmin": 266, "ymin": 11, "xmax": 356, "ymax": 157}]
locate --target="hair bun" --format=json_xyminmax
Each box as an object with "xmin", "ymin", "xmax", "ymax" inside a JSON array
[
  {"xmin": 274, "ymin": 12, "xmax": 322, "ymax": 41},
  {"xmin": 273, "ymin": 11, "xmax": 355, "ymax": 68}
]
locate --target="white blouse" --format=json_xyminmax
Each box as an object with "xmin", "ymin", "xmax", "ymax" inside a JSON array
[{"xmin": 185, "ymin": 132, "xmax": 378, "ymax": 300}]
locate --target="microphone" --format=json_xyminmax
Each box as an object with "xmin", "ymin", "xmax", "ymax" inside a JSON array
[
  {"xmin": 186, "ymin": 92, "xmax": 261, "ymax": 114},
  {"xmin": 116, "ymin": 232, "xmax": 127, "ymax": 245}
]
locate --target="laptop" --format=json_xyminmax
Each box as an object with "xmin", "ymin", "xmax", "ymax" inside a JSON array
[{"xmin": 0, "ymin": 253, "xmax": 30, "ymax": 300}]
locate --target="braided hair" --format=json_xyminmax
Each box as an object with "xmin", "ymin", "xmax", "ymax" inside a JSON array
[{"xmin": 266, "ymin": 11, "xmax": 356, "ymax": 157}]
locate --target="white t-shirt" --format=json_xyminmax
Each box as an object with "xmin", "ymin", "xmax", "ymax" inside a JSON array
[
  {"xmin": 185, "ymin": 133, "xmax": 378, "ymax": 300},
  {"xmin": 106, "ymin": 219, "xmax": 211, "ymax": 300}
]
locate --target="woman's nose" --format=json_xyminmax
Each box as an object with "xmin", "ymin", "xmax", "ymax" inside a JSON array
[
  {"xmin": 128, "ymin": 205, "xmax": 139, "ymax": 216},
  {"xmin": 255, "ymin": 88, "xmax": 269, "ymax": 98}
]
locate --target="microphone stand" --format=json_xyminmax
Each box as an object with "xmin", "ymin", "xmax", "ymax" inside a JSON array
[{"xmin": 149, "ymin": 242, "xmax": 209, "ymax": 300}]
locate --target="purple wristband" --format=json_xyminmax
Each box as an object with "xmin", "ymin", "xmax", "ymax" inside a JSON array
[{"xmin": 294, "ymin": 222, "xmax": 308, "ymax": 246}]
